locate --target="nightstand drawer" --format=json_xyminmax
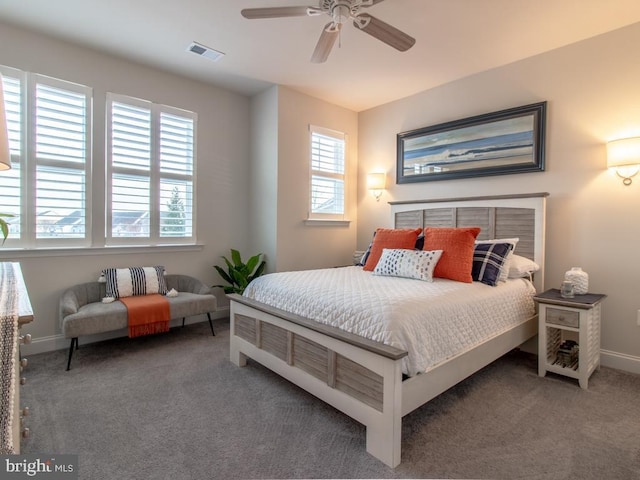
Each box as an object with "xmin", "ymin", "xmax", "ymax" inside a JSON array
[{"xmin": 546, "ymin": 307, "xmax": 579, "ymax": 328}]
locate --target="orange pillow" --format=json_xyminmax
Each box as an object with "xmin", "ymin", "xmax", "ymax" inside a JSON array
[
  {"xmin": 363, "ymin": 228, "xmax": 422, "ymax": 271},
  {"xmin": 423, "ymin": 227, "xmax": 481, "ymax": 282}
]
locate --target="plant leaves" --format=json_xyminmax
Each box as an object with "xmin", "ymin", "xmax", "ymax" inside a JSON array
[
  {"xmin": 231, "ymin": 249, "xmax": 242, "ymax": 267},
  {"xmin": 249, "ymin": 261, "xmax": 266, "ymax": 282},
  {"xmin": 245, "ymin": 253, "xmax": 263, "ymax": 273},
  {"xmin": 213, "ymin": 249, "xmax": 266, "ymax": 294},
  {"xmin": 221, "ymin": 256, "xmax": 235, "ymax": 273},
  {"xmin": 0, "ymin": 219, "xmax": 8, "ymax": 243},
  {"xmin": 230, "ymin": 268, "xmax": 247, "ymax": 288},
  {"xmin": 214, "ymin": 265, "xmax": 234, "ymax": 286}
]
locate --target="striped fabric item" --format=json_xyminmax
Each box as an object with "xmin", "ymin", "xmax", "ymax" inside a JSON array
[
  {"xmin": 472, "ymin": 242, "xmax": 514, "ymax": 286},
  {"xmin": 0, "ymin": 263, "xmax": 19, "ymax": 454},
  {"xmin": 103, "ymin": 266, "xmax": 168, "ymax": 298}
]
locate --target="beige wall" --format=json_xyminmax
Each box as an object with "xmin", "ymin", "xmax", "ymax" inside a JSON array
[
  {"xmin": 0, "ymin": 22, "xmax": 252, "ymax": 352},
  {"xmin": 249, "ymin": 85, "xmax": 359, "ymax": 272},
  {"xmin": 249, "ymin": 87, "xmax": 279, "ymax": 275},
  {"xmin": 358, "ymin": 23, "xmax": 640, "ymax": 372}
]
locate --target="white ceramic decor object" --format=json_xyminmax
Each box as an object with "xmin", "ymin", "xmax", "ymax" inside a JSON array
[{"xmin": 565, "ymin": 267, "xmax": 589, "ymax": 295}]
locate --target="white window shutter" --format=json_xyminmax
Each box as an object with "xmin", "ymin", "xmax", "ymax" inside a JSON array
[
  {"xmin": 0, "ymin": 73, "xmax": 22, "ymax": 238},
  {"xmin": 0, "ymin": 69, "xmax": 90, "ymax": 246},
  {"xmin": 310, "ymin": 125, "xmax": 346, "ymax": 218},
  {"xmin": 34, "ymin": 81, "xmax": 89, "ymax": 239},
  {"xmin": 107, "ymin": 94, "xmax": 195, "ymax": 243}
]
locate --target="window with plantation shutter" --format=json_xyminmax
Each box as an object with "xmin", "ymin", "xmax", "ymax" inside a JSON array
[
  {"xmin": 0, "ymin": 65, "xmax": 198, "ymax": 250},
  {"xmin": 107, "ymin": 93, "xmax": 195, "ymax": 244},
  {"xmin": 0, "ymin": 67, "xmax": 91, "ymax": 248},
  {"xmin": 309, "ymin": 125, "xmax": 346, "ymax": 219},
  {"xmin": 35, "ymin": 81, "xmax": 89, "ymax": 239},
  {"xmin": 0, "ymin": 72, "xmax": 22, "ymax": 239}
]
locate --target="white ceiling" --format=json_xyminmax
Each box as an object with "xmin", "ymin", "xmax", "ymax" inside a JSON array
[{"xmin": 1, "ymin": 0, "xmax": 640, "ymax": 112}]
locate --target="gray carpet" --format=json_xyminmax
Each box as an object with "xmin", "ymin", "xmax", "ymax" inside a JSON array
[{"xmin": 21, "ymin": 319, "xmax": 640, "ymax": 480}]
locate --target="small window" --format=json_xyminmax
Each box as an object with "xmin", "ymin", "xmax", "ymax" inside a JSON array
[{"xmin": 309, "ymin": 125, "xmax": 346, "ymax": 219}]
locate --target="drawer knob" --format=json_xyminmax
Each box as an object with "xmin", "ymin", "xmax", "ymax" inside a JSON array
[
  {"xmin": 20, "ymin": 377, "xmax": 26, "ymax": 386},
  {"xmin": 21, "ymin": 407, "xmax": 29, "ymax": 417},
  {"xmin": 20, "ymin": 358, "xmax": 28, "ymax": 368},
  {"xmin": 22, "ymin": 427, "xmax": 30, "ymax": 439},
  {"xmin": 19, "ymin": 334, "xmax": 32, "ymax": 345}
]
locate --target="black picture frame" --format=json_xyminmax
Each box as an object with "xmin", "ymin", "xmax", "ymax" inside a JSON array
[{"xmin": 397, "ymin": 101, "xmax": 546, "ymax": 183}]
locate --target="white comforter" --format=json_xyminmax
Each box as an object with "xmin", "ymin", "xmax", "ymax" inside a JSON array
[{"xmin": 243, "ymin": 266, "xmax": 536, "ymax": 376}]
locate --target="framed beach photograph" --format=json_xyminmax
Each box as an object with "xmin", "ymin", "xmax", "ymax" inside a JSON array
[{"xmin": 397, "ymin": 101, "xmax": 546, "ymax": 183}]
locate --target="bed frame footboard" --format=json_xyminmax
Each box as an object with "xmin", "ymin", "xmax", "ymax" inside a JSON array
[
  {"xmin": 226, "ymin": 194, "xmax": 546, "ymax": 468},
  {"xmin": 229, "ymin": 294, "xmax": 408, "ymax": 467}
]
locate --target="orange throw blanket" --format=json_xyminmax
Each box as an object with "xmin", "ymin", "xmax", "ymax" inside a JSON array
[{"xmin": 120, "ymin": 294, "xmax": 171, "ymax": 338}]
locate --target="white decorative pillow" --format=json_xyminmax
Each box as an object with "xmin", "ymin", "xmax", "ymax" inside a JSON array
[
  {"xmin": 507, "ymin": 255, "xmax": 540, "ymax": 278},
  {"xmin": 475, "ymin": 237, "xmax": 519, "ymax": 282},
  {"xmin": 101, "ymin": 266, "xmax": 168, "ymax": 298},
  {"xmin": 373, "ymin": 248, "xmax": 443, "ymax": 282}
]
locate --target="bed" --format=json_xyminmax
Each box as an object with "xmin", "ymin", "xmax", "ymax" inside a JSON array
[{"xmin": 228, "ymin": 193, "xmax": 547, "ymax": 467}]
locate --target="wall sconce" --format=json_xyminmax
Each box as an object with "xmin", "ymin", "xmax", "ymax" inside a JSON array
[
  {"xmin": 0, "ymin": 73, "xmax": 11, "ymax": 171},
  {"xmin": 606, "ymin": 137, "xmax": 640, "ymax": 186},
  {"xmin": 367, "ymin": 172, "xmax": 386, "ymax": 202}
]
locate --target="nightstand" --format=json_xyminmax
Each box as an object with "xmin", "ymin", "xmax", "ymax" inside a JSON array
[{"xmin": 534, "ymin": 289, "xmax": 606, "ymax": 389}]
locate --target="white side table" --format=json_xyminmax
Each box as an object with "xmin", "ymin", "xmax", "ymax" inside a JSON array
[{"xmin": 534, "ymin": 289, "xmax": 606, "ymax": 389}]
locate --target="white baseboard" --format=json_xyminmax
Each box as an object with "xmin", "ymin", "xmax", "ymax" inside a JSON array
[
  {"xmin": 21, "ymin": 307, "xmax": 230, "ymax": 356},
  {"xmin": 600, "ymin": 349, "xmax": 640, "ymax": 375},
  {"xmin": 521, "ymin": 336, "xmax": 640, "ymax": 375}
]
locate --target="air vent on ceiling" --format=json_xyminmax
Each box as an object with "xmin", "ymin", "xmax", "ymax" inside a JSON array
[{"xmin": 187, "ymin": 42, "xmax": 225, "ymax": 62}]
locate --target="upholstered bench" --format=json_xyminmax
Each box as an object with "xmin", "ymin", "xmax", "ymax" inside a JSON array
[{"xmin": 59, "ymin": 274, "xmax": 217, "ymax": 370}]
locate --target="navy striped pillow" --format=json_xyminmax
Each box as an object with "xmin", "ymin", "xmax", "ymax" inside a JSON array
[{"xmin": 472, "ymin": 243, "xmax": 514, "ymax": 286}]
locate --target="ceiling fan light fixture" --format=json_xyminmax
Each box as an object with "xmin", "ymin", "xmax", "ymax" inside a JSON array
[{"xmin": 331, "ymin": 3, "xmax": 351, "ymax": 24}]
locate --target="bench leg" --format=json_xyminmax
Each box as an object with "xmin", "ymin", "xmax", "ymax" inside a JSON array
[
  {"xmin": 182, "ymin": 315, "xmax": 215, "ymax": 336},
  {"xmin": 66, "ymin": 337, "xmax": 79, "ymax": 371},
  {"xmin": 207, "ymin": 313, "xmax": 215, "ymax": 336}
]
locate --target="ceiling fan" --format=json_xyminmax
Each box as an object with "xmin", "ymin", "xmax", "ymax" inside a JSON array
[{"xmin": 241, "ymin": 0, "xmax": 416, "ymax": 63}]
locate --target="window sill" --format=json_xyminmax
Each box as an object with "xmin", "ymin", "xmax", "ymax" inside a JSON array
[
  {"xmin": 304, "ymin": 219, "xmax": 351, "ymax": 227},
  {"xmin": 0, "ymin": 243, "xmax": 204, "ymax": 259}
]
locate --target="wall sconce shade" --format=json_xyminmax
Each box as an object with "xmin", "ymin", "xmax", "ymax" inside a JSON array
[
  {"xmin": 0, "ymin": 73, "xmax": 11, "ymax": 171},
  {"xmin": 607, "ymin": 137, "xmax": 640, "ymax": 185},
  {"xmin": 367, "ymin": 173, "xmax": 386, "ymax": 202}
]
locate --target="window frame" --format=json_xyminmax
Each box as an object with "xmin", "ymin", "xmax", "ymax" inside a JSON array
[
  {"xmin": 0, "ymin": 66, "xmax": 92, "ymax": 249},
  {"xmin": 0, "ymin": 64, "xmax": 199, "ymax": 252},
  {"xmin": 106, "ymin": 92, "xmax": 196, "ymax": 246},
  {"xmin": 308, "ymin": 124, "xmax": 347, "ymax": 222}
]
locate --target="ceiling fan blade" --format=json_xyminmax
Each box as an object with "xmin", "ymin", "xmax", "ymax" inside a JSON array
[
  {"xmin": 311, "ymin": 23, "xmax": 340, "ymax": 64},
  {"xmin": 241, "ymin": 6, "xmax": 313, "ymax": 19},
  {"xmin": 353, "ymin": 14, "xmax": 416, "ymax": 52}
]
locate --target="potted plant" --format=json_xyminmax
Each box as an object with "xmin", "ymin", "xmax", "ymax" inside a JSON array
[
  {"xmin": 213, "ymin": 249, "xmax": 266, "ymax": 295},
  {"xmin": 0, "ymin": 213, "xmax": 12, "ymax": 243}
]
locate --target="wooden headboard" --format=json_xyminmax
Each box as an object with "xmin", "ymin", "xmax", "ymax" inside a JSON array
[{"xmin": 390, "ymin": 193, "xmax": 548, "ymax": 291}]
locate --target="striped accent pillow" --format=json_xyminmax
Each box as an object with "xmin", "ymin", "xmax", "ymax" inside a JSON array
[
  {"xmin": 472, "ymin": 243, "xmax": 514, "ymax": 286},
  {"xmin": 103, "ymin": 266, "xmax": 168, "ymax": 298}
]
